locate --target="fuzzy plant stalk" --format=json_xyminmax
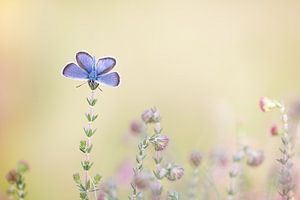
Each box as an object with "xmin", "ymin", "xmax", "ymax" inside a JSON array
[
  {"xmin": 130, "ymin": 108, "xmax": 171, "ymax": 199},
  {"xmin": 226, "ymin": 148, "xmax": 245, "ymax": 200},
  {"xmin": 73, "ymin": 90, "xmax": 102, "ymax": 200},
  {"xmin": 6, "ymin": 161, "xmax": 29, "ymax": 200},
  {"xmin": 130, "ymin": 136, "xmax": 149, "ymax": 200},
  {"xmin": 62, "ymin": 51, "xmax": 120, "ymax": 200},
  {"xmin": 187, "ymin": 168, "xmax": 199, "ymax": 200},
  {"xmin": 260, "ymin": 97, "xmax": 294, "ymax": 200},
  {"xmin": 151, "ymin": 120, "xmax": 164, "ymax": 199},
  {"xmin": 168, "ymin": 191, "xmax": 180, "ymax": 200},
  {"xmin": 187, "ymin": 151, "xmax": 202, "ymax": 200}
]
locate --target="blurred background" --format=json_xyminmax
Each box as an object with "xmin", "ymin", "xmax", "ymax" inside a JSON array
[{"xmin": 0, "ymin": 0, "xmax": 300, "ymax": 199}]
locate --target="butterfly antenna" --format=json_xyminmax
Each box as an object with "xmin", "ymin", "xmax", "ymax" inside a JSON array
[
  {"xmin": 98, "ymin": 87, "xmax": 103, "ymax": 92},
  {"xmin": 76, "ymin": 82, "xmax": 87, "ymax": 88}
]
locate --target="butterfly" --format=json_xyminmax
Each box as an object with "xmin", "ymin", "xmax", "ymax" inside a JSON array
[{"xmin": 62, "ymin": 51, "xmax": 120, "ymax": 90}]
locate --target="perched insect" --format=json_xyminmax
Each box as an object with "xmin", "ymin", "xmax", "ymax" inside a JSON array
[{"xmin": 62, "ymin": 51, "xmax": 120, "ymax": 90}]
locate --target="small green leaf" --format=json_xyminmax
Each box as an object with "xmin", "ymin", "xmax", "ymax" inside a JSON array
[
  {"xmin": 73, "ymin": 173, "xmax": 81, "ymax": 184},
  {"xmin": 93, "ymin": 174, "xmax": 102, "ymax": 185}
]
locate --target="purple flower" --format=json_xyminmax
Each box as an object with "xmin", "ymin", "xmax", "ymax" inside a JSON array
[
  {"xmin": 270, "ymin": 124, "xmax": 279, "ymax": 136},
  {"xmin": 141, "ymin": 108, "xmax": 161, "ymax": 123},
  {"xmin": 259, "ymin": 97, "xmax": 277, "ymax": 112},
  {"xmin": 189, "ymin": 151, "xmax": 203, "ymax": 167},
  {"xmin": 133, "ymin": 173, "xmax": 150, "ymax": 190},
  {"xmin": 129, "ymin": 120, "xmax": 144, "ymax": 136},
  {"xmin": 150, "ymin": 134, "xmax": 169, "ymax": 151},
  {"xmin": 246, "ymin": 149, "xmax": 264, "ymax": 167},
  {"xmin": 5, "ymin": 169, "xmax": 20, "ymax": 183},
  {"xmin": 166, "ymin": 164, "xmax": 184, "ymax": 181}
]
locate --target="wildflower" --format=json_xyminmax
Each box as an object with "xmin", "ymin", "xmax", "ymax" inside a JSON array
[
  {"xmin": 129, "ymin": 120, "xmax": 144, "ymax": 136},
  {"xmin": 166, "ymin": 164, "xmax": 184, "ymax": 181},
  {"xmin": 5, "ymin": 169, "xmax": 20, "ymax": 183},
  {"xmin": 154, "ymin": 166, "xmax": 168, "ymax": 179},
  {"xmin": 259, "ymin": 97, "xmax": 277, "ymax": 112},
  {"xmin": 246, "ymin": 149, "xmax": 264, "ymax": 167},
  {"xmin": 150, "ymin": 134, "xmax": 169, "ymax": 151},
  {"xmin": 133, "ymin": 173, "xmax": 150, "ymax": 190},
  {"xmin": 189, "ymin": 151, "xmax": 202, "ymax": 167},
  {"xmin": 270, "ymin": 124, "xmax": 279, "ymax": 136},
  {"xmin": 17, "ymin": 160, "xmax": 30, "ymax": 173},
  {"xmin": 141, "ymin": 108, "xmax": 161, "ymax": 123}
]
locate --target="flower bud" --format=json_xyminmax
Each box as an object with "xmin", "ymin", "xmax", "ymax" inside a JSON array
[
  {"xmin": 6, "ymin": 169, "xmax": 20, "ymax": 183},
  {"xmin": 154, "ymin": 167, "xmax": 168, "ymax": 179},
  {"xmin": 133, "ymin": 173, "xmax": 150, "ymax": 190},
  {"xmin": 129, "ymin": 120, "xmax": 144, "ymax": 136},
  {"xmin": 17, "ymin": 160, "xmax": 30, "ymax": 173},
  {"xmin": 259, "ymin": 97, "xmax": 277, "ymax": 112},
  {"xmin": 270, "ymin": 124, "xmax": 279, "ymax": 136},
  {"xmin": 150, "ymin": 134, "xmax": 169, "ymax": 151},
  {"xmin": 246, "ymin": 149, "xmax": 264, "ymax": 167},
  {"xmin": 189, "ymin": 151, "xmax": 202, "ymax": 167},
  {"xmin": 166, "ymin": 164, "xmax": 184, "ymax": 181},
  {"xmin": 141, "ymin": 108, "xmax": 161, "ymax": 123}
]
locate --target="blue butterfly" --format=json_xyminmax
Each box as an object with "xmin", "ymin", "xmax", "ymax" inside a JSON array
[{"xmin": 62, "ymin": 51, "xmax": 120, "ymax": 90}]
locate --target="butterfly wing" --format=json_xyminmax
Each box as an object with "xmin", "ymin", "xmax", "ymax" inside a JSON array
[
  {"xmin": 76, "ymin": 51, "xmax": 94, "ymax": 73},
  {"xmin": 96, "ymin": 72, "xmax": 120, "ymax": 87},
  {"xmin": 96, "ymin": 57, "xmax": 116, "ymax": 75},
  {"xmin": 62, "ymin": 63, "xmax": 89, "ymax": 80}
]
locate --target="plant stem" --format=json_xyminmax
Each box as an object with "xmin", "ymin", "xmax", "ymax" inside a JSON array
[
  {"xmin": 188, "ymin": 167, "xmax": 199, "ymax": 200},
  {"xmin": 130, "ymin": 136, "xmax": 149, "ymax": 199},
  {"xmin": 277, "ymin": 105, "xmax": 294, "ymax": 200}
]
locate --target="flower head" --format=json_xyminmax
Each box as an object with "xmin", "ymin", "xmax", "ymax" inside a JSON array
[
  {"xmin": 129, "ymin": 120, "xmax": 144, "ymax": 136},
  {"xmin": 133, "ymin": 173, "xmax": 150, "ymax": 190},
  {"xmin": 246, "ymin": 149, "xmax": 264, "ymax": 167},
  {"xmin": 166, "ymin": 164, "xmax": 184, "ymax": 181},
  {"xmin": 6, "ymin": 169, "xmax": 20, "ymax": 183},
  {"xmin": 189, "ymin": 151, "xmax": 203, "ymax": 167},
  {"xmin": 17, "ymin": 160, "xmax": 30, "ymax": 173},
  {"xmin": 150, "ymin": 134, "xmax": 169, "ymax": 151},
  {"xmin": 270, "ymin": 124, "xmax": 280, "ymax": 136},
  {"xmin": 141, "ymin": 108, "xmax": 161, "ymax": 123},
  {"xmin": 259, "ymin": 97, "xmax": 277, "ymax": 112}
]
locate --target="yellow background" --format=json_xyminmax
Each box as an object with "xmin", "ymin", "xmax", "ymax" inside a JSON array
[{"xmin": 0, "ymin": 0, "xmax": 300, "ymax": 199}]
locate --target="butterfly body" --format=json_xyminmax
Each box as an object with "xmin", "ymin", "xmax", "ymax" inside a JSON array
[{"xmin": 62, "ymin": 52, "xmax": 120, "ymax": 90}]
